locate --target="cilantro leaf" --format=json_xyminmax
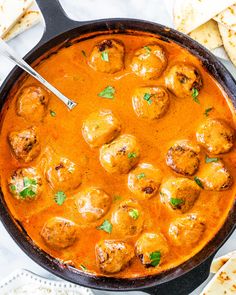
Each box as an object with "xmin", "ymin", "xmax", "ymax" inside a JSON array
[
  {"xmin": 20, "ymin": 188, "xmax": 36, "ymax": 198},
  {"xmin": 192, "ymin": 88, "xmax": 200, "ymax": 104},
  {"xmin": 80, "ymin": 264, "xmax": 87, "ymax": 271},
  {"xmin": 150, "ymin": 251, "xmax": 161, "ymax": 267},
  {"xmin": 137, "ymin": 173, "xmax": 145, "ymax": 180},
  {"xmin": 204, "ymin": 107, "xmax": 213, "ymax": 117},
  {"xmin": 205, "ymin": 156, "xmax": 218, "ymax": 163},
  {"xmin": 101, "ymin": 51, "xmax": 109, "ymax": 62},
  {"xmin": 143, "ymin": 93, "xmax": 153, "ymax": 105},
  {"xmin": 170, "ymin": 198, "xmax": 184, "ymax": 208},
  {"xmin": 98, "ymin": 86, "xmax": 115, "ymax": 99},
  {"xmin": 50, "ymin": 110, "xmax": 56, "ymax": 117},
  {"xmin": 97, "ymin": 220, "xmax": 112, "ymax": 233},
  {"xmin": 194, "ymin": 176, "xmax": 204, "ymax": 188},
  {"xmin": 129, "ymin": 208, "xmax": 139, "ymax": 220},
  {"xmin": 128, "ymin": 152, "xmax": 137, "ymax": 159},
  {"xmin": 54, "ymin": 191, "xmax": 66, "ymax": 205}
]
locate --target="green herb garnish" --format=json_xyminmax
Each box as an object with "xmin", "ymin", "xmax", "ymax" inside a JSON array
[
  {"xmin": 19, "ymin": 177, "xmax": 37, "ymax": 199},
  {"xmin": 81, "ymin": 50, "xmax": 86, "ymax": 57},
  {"xmin": 192, "ymin": 88, "xmax": 200, "ymax": 104},
  {"xmin": 80, "ymin": 264, "xmax": 87, "ymax": 271},
  {"xmin": 205, "ymin": 156, "xmax": 218, "ymax": 163},
  {"xmin": 128, "ymin": 152, "xmax": 137, "ymax": 159},
  {"xmin": 54, "ymin": 191, "xmax": 66, "ymax": 205},
  {"xmin": 170, "ymin": 198, "xmax": 184, "ymax": 207},
  {"xmin": 98, "ymin": 86, "xmax": 115, "ymax": 99},
  {"xmin": 143, "ymin": 93, "xmax": 153, "ymax": 105},
  {"xmin": 150, "ymin": 251, "xmax": 161, "ymax": 267},
  {"xmin": 101, "ymin": 51, "xmax": 109, "ymax": 62},
  {"xmin": 10, "ymin": 185, "xmax": 16, "ymax": 191},
  {"xmin": 129, "ymin": 208, "xmax": 139, "ymax": 220},
  {"xmin": 19, "ymin": 188, "xmax": 36, "ymax": 198},
  {"xmin": 137, "ymin": 173, "xmax": 145, "ymax": 180},
  {"xmin": 194, "ymin": 176, "xmax": 204, "ymax": 188},
  {"xmin": 113, "ymin": 195, "xmax": 122, "ymax": 201},
  {"xmin": 204, "ymin": 107, "xmax": 213, "ymax": 117},
  {"xmin": 144, "ymin": 45, "xmax": 151, "ymax": 54},
  {"xmin": 97, "ymin": 220, "xmax": 112, "ymax": 233},
  {"xmin": 50, "ymin": 110, "xmax": 56, "ymax": 117}
]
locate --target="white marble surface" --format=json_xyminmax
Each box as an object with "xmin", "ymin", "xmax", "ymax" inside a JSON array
[{"xmin": 0, "ymin": 1, "xmax": 236, "ymax": 294}]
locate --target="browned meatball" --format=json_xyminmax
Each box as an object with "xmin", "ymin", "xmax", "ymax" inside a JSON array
[
  {"xmin": 168, "ymin": 214, "xmax": 206, "ymax": 247},
  {"xmin": 16, "ymin": 85, "xmax": 49, "ymax": 122},
  {"xmin": 111, "ymin": 199, "xmax": 144, "ymax": 238},
  {"xmin": 165, "ymin": 64, "xmax": 203, "ymax": 98},
  {"xmin": 132, "ymin": 86, "xmax": 170, "ymax": 120},
  {"xmin": 135, "ymin": 232, "xmax": 169, "ymax": 267},
  {"xmin": 8, "ymin": 127, "xmax": 40, "ymax": 163},
  {"xmin": 99, "ymin": 134, "xmax": 140, "ymax": 174},
  {"xmin": 160, "ymin": 178, "xmax": 200, "ymax": 213},
  {"xmin": 46, "ymin": 155, "xmax": 82, "ymax": 192},
  {"xmin": 131, "ymin": 44, "xmax": 167, "ymax": 80},
  {"xmin": 128, "ymin": 163, "xmax": 162, "ymax": 199},
  {"xmin": 82, "ymin": 110, "xmax": 121, "ymax": 147},
  {"xmin": 166, "ymin": 140, "xmax": 200, "ymax": 176},
  {"xmin": 88, "ymin": 39, "xmax": 125, "ymax": 73},
  {"xmin": 8, "ymin": 167, "xmax": 42, "ymax": 200},
  {"xmin": 196, "ymin": 119, "xmax": 234, "ymax": 154},
  {"xmin": 41, "ymin": 217, "xmax": 78, "ymax": 250},
  {"xmin": 75, "ymin": 188, "xmax": 111, "ymax": 222},
  {"xmin": 197, "ymin": 160, "xmax": 232, "ymax": 191},
  {"xmin": 95, "ymin": 240, "xmax": 134, "ymax": 273}
]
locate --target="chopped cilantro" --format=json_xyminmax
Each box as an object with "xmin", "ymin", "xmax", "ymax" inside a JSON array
[
  {"xmin": 80, "ymin": 264, "xmax": 87, "ymax": 271},
  {"xmin": 129, "ymin": 209, "xmax": 139, "ymax": 220},
  {"xmin": 137, "ymin": 173, "xmax": 145, "ymax": 180},
  {"xmin": 194, "ymin": 176, "xmax": 204, "ymax": 189},
  {"xmin": 19, "ymin": 188, "xmax": 36, "ymax": 198},
  {"xmin": 192, "ymin": 88, "xmax": 200, "ymax": 104},
  {"xmin": 128, "ymin": 152, "xmax": 137, "ymax": 159},
  {"xmin": 97, "ymin": 220, "xmax": 112, "ymax": 233},
  {"xmin": 150, "ymin": 251, "xmax": 161, "ymax": 267},
  {"xmin": 204, "ymin": 107, "xmax": 213, "ymax": 117},
  {"xmin": 101, "ymin": 51, "xmax": 109, "ymax": 62},
  {"xmin": 10, "ymin": 185, "xmax": 16, "ymax": 191},
  {"xmin": 144, "ymin": 46, "xmax": 151, "ymax": 54},
  {"xmin": 98, "ymin": 86, "xmax": 115, "ymax": 99},
  {"xmin": 170, "ymin": 198, "xmax": 184, "ymax": 207},
  {"xmin": 205, "ymin": 156, "xmax": 218, "ymax": 163},
  {"xmin": 50, "ymin": 110, "xmax": 56, "ymax": 117},
  {"xmin": 143, "ymin": 93, "xmax": 153, "ymax": 105},
  {"xmin": 54, "ymin": 191, "xmax": 66, "ymax": 205}
]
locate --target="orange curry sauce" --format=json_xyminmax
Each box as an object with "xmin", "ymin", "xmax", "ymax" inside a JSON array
[{"xmin": 0, "ymin": 32, "xmax": 236, "ymax": 278}]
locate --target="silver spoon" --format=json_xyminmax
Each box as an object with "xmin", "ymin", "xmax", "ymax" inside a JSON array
[{"xmin": 0, "ymin": 38, "xmax": 77, "ymax": 110}]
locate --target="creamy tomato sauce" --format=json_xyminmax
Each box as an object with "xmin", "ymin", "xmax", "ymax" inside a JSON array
[{"xmin": 0, "ymin": 31, "xmax": 236, "ymax": 278}]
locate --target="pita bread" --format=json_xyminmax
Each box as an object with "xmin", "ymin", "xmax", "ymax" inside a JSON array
[
  {"xmin": 200, "ymin": 255, "xmax": 236, "ymax": 294},
  {"xmin": 218, "ymin": 23, "xmax": 236, "ymax": 66},
  {"xmin": 189, "ymin": 19, "xmax": 222, "ymax": 50},
  {"xmin": 214, "ymin": 4, "xmax": 236, "ymax": 32},
  {"xmin": 4, "ymin": 10, "xmax": 41, "ymax": 41},
  {"xmin": 174, "ymin": 0, "xmax": 236, "ymax": 34},
  {"xmin": 0, "ymin": 0, "xmax": 33, "ymax": 38},
  {"xmin": 211, "ymin": 251, "xmax": 236, "ymax": 273}
]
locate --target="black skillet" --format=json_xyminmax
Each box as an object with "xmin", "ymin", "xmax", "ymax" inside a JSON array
[{"xmin": 0, "ymin": 1, "xmax": 236, "ymax": 294}]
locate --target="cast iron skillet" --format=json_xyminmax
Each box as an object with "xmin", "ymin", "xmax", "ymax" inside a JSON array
[{"xmin": 0, "ymin": 1, "xmax": 236, "ymax": 294}]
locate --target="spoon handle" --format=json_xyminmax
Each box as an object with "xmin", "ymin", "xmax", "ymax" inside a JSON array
[{"xmin": 0, "ymin": 38, "xmax": 77, "ymax": 110}]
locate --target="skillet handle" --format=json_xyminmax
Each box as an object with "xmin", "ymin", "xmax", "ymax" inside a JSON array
[
  {"xmin": 143, "ymin": 254, "xmax": 214, "ymax": 295},
  {"xmin": 35, "ymin": 0, "xmax": 80, "ymax": 43}
]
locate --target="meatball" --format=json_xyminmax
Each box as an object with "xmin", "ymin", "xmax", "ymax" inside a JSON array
[
  {"xmin": 8, "ymin": 127, "xmax": 40, "ymax": 163},
  {"xmin": 168, "ymin": 214, "xmax": 206, "ymax": 247},
  {"xmin": 46, "ymin": 156, "xmax": 82, "ymax": 192},
  {"xmin": 76, "ymin": 188, "xmax": 111, "ymax": 222},
  {"xmin": 8, "ymin": 167, "xmax": 42, "ymax": 200},
  {"xmin": 196, "ymin": 119, "xmax": 234, "ymax": 154},
  {"xmin": 165, "ymin": 64, "xmax": 203, "ymax": 98},
  {"xmin": 99, "ymin": 134, "xmax": 140, "ymax": 174},
  {"xmin": 111, "ymin": 199, "xmax": 144, "ymax": 237},
  {"xmin": 160, "ymin": 178, "xmax": 200, "ymax": 213},
  {"xmin": 166, "ymin": 140, "xmax": 200, "ymax": 176},
  {"xmin": 131, "ymin": 44, "xmax": 167, "ymax": 80},
  {"xmin": 82, "ymin": 110, "xmax": 121, "ymax": 147},
  {"xmin": 197, "ymin": 160, "xmax": 232, "ymax": 191},
  {"xmin": 128, "ymin": 163, "xmax": 162, "ymax": 199},
  {"xmin": 135, "ymin": 232, "xmax": 169, "ymax": 267},
  {"xmin": 41, "ymin": 217, "xmax": 78, "ymax": 250},
  {"xmin": 95, "ymin": 240, "xmax": 134, "ymax": 273},
  {"xmin": 88, "ymin": 39, "xmax": 125, "ymax": 73},
  {"xmin": 16, "ymin": 85, "xmax": 49, "ymax": 122},
  {"xmin": 132, "ymin": 86, "xmax": 170, "ymax": 120}
]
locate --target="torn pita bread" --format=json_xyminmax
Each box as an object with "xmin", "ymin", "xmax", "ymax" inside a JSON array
[
  {"xmin": 189, "ymin": 19, "xmax": 223, "ymax": 50},
  {"xmin": 218, "ymin": 23, "xmax": 236, "ymax": 66},
  {"xmin": 0, "ymin": 0, "xmax": 33, "ymax": 38},
  {"xmin": 211, "ymin": 251, "xmax": 236, "ymax": 273},
  {"xmin": 4, "ymin": 10, "xmax": 41, "ymax": 41},
  {"xmin": 200, "ymin": 255, "xmax": 236, "ymax": 294},
  {"xmin": 174, "ymin": 0, "xmax": 236, "ymax": 34},
  {"xmin": 214, "ymin": 4, "xmax": 236, "ymax": 32}
]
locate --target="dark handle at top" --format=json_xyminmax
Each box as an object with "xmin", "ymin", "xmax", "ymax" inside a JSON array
[
  {"xmin": 35, "ymin": 0, "xmax": 82, "ymax": 43},
  {"xmin": 143, "ymin": 254, "xmax": 214, "ymax": 295}
]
